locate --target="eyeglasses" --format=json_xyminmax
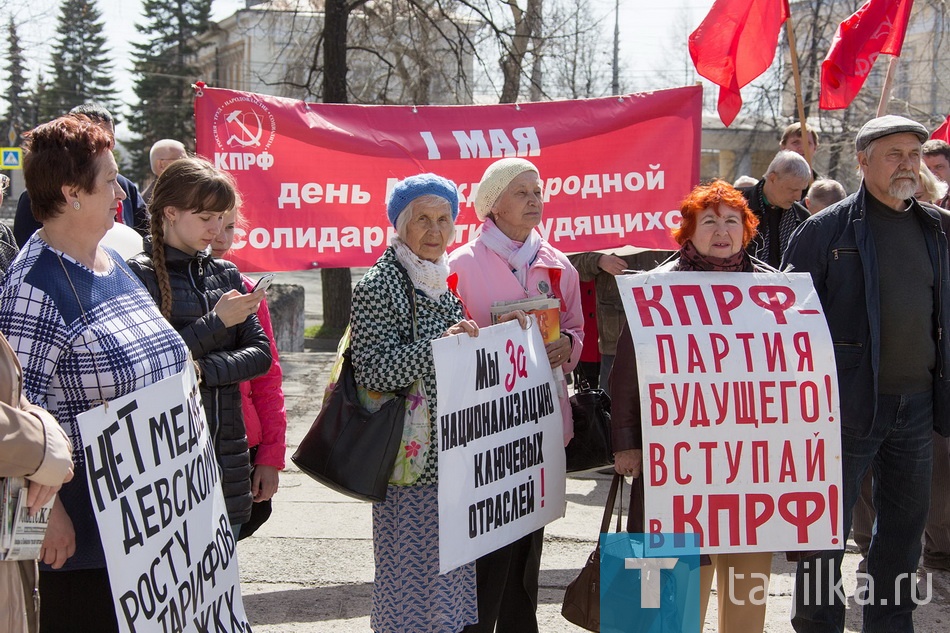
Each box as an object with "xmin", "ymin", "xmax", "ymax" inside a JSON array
[{"xmin": 0, "ymin": 174, "xmax": 9, "ymax": 195}]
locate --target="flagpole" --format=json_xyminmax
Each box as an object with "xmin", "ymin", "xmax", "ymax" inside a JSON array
[
  {"xmin": 784, "ymin": 3, "xmax": 813, "ymax": 170},
  {"xmin": 877, "ymin": 56, "xmax": 900, "ymax": 117}
]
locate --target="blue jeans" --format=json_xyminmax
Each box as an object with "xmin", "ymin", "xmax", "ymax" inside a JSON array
[{"xmin": 792, "ymin": 391, "xmax": 934, "ymax": 633}]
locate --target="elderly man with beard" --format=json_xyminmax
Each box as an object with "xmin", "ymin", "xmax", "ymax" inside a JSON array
[{"xmin": 784, "ymin": 115, "xmax": 950, "ymax": 633}]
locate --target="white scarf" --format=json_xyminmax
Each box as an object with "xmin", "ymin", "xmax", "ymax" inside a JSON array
[
  {"xmin": 391, "ymin": 237, "xmax": 450, "ymax": 300},
  {"xmin": 478, "ymin": 218, "xmax": 542, "ymax": 289}
]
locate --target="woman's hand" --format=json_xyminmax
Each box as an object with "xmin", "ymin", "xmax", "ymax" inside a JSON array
[
  {"xmin": 40, "ymin": 496, "xmax": 75, "ymax": 569},
  {"xmin": 614, "ymin": 449, "xmax": 642, "ymax": 478},
  {"xmin": 545, "ymin": 333, "xmax": 572, "ymax": 369},
  {"xmin": 444, "ymin": 320, "xmax": 479, "ymax": 338},
  {"xmin": 497, "ymin": 310, "xmax": 529, "ymax": 329},
  {"xmin": 26, "ymin": 465, "xmax": 73, "ymax": 517},
  {"xmin": 251, "ymin": 465, "xmax": 280, "ymax": 502},
  {"xmin": 213, "ymin": 289, "xmax": 264, "ymax": 328}
]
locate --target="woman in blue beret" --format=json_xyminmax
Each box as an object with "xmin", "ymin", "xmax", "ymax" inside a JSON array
[{"xmin": 349, "ymin": 173, "xmax": 482, "ymax": 632}]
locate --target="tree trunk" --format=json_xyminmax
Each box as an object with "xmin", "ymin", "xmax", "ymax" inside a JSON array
[{"xmin": 321, "ymin": 0, "xmax": 353, "ymax": 331}]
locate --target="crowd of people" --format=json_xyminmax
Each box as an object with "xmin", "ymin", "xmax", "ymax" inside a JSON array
[{"xmin": 1, "ymin": 103, "xmax": 949, "ymax": 633}]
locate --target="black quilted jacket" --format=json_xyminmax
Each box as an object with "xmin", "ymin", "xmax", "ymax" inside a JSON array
[{"xmin": 127, "ymin": 243, "xmax": 272, "ymax": 525}]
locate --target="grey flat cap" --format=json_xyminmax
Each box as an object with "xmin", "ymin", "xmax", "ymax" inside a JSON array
[{"xmin": 855, "ymin": 115, "xmax": 929, "ymax": 152}]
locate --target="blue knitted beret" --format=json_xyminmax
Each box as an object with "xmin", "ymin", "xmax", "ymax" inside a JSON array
[{"xmin": 386, "ymin": 173, "xmax": 460, "ymax": 226}]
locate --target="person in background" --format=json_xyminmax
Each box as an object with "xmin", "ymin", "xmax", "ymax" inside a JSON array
[
  {"xmin": 916, "ymin": 162, "xmax": 949, "ymax": 205},
  {"xmin": 0, "ymin": 174, "xmax": 18, "ymax": 271},
  {"xmin": 0, "ymin": 159, "xmax": 74, "ymax": 633},
  {"xmin": 738, "ymin": 150, "xmax": 811, "ymax": 268},
  {"xmin": 573, "ymin": 278, "xmax": 600, "ymax": 388},
  {"xmin": 780, "ymin": 121, "xmax": 822, "ymax": 198},
  {"xmin": 449, "ymin": 158, "xmax": 583, "ymax": 633},
  {"xmin": 13, "ymin": 104, "xmax": 148, "ymax": 246},
  {"xmin": 804, "ymin": 179, "xmax": 847, "ymax": 215},
  {"xmin": 733, "ymin": 175, "xmax": 758, "ymax": 189},
  {"xmin": 568, "ymin": 248, "xmax": 672, "ymax": 395},
  {"xmin": 922, "ymin": 139, "xmax": 950, "ymax": 210},
  {"xmin": 127, "ymin": 157, "xmax": 272, "ymax": 538},
  {"xmin": 610, "ymin": 180, "xmax": 773, "ymax": 632},
  {"xmin": 0, "ymin": 114, "xmax": 190, "ymax": 632},
  {"xmin": 211, "ymin": 206, "xmax": 286, "ymax": 538},
  {"xmin": 785, "ymin": 114, "xmax": 950, "ymax": 633},
  {"xmin": 349, "ymin": 173, "xmax": 486, "ymax": 632},
  {"xmin": 141, "ymin": 139, "xmax": 187, "ymax": 204}
]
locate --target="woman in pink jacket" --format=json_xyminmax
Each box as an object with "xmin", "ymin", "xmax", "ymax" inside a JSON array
[
  {"xmin": 212, "ymin": 208, "xmax": 287, "ymax": 536},
  {"xmin": 448, "ymin": 157, "xmax": 583, "ymax": 633}
]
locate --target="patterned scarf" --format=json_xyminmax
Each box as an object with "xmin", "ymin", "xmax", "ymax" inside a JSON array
[
  {"xmin": 391, "ymin": 237, "xmax": 449, "ymax": 300},
  {"xmin": 478, "ymin": 217, "xmax": 542, "ymax": 289},
  {"xmin": 677, "ymin": 240, "xmax": 753, "ymax": 272},
  {"xmin": 751, "ymin": 180, "xmax": 800, "ymax": 267}
]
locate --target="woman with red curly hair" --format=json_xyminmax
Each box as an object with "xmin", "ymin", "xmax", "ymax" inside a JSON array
[{"xmin": 608, "ymin": 180, "xmax": 772, "ymax": 632}]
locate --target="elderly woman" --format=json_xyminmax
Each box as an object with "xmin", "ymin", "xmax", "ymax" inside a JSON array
[
  {"xmin": 0, "ymin": 115, "xmax": 190, "ymax": 632},
  {"xmin": 448, "ymin": 158, "xmax": 584, "ymax": 633},
  {"xmin": 610, "ymin": 180, "xmax": 772, "ymax": 632},
  {"xmin": 350, "ymin": 173, "xmax": 482, "ymax": 632}
]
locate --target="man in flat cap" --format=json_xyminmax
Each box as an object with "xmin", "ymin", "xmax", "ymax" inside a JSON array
[{"xmin": 784, "ymin": 115, "xmax": 950, "ymax": 632}]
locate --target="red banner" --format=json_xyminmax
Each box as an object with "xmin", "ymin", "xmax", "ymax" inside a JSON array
[{"xmin": 193, "ymin": 86, "xmax": 701, "ymax": 271}]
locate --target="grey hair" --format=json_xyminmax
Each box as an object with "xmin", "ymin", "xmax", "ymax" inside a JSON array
[
  {"xmin": 806, "ymin": 179, "xmax": 847, "ymax": 211},
  {"xmin": 394, "ymin": 194, "xmax": 456, "ymax": 241},
  {"xmin": 765, "ymin": 150, "xmax": 812, "ymax": 181}
]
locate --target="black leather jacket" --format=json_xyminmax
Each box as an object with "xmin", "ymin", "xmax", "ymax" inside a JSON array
[{"xmin": 128, "ymin": 243, "xmax": 272, "ymax": 524}]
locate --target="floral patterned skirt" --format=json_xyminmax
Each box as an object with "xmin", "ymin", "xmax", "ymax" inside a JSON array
[{"xmin": 371, "ymin": 484, "xmax": 478, "ymax": 633}]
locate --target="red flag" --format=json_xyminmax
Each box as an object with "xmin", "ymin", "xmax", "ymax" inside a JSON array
[
  {"xmin": 819, "ymin": 0, "xmax": 914, "ymax": 110},
  {"xmin": 932, "ymin": 116, "xmax": 950, "ymax": 143},
  {"xmin": 689, "ymin": 0, "xmax": 789, "ymax": 127}
]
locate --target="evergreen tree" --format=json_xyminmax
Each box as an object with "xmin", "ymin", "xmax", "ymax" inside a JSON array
[
  {"xmin": 2, "ymin": 18, "xmax": 30, "ymax": 144},
  {"xmin": 44, "ymin": 0, "xmax": 117, "ymax": 119},
  {"xmin": 128, "ymin": 0, "xmax": 213, "ymax": 181}
]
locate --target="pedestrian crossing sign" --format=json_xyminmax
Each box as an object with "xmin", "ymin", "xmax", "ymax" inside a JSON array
[{"xmin": 1, "ymin": 148, "xmax": 22, "ymax": 169}]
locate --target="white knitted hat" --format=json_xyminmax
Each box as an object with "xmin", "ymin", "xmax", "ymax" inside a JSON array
[{"xmin": 473, "ymin": 158, "xmax": 540, "ymax": 221}]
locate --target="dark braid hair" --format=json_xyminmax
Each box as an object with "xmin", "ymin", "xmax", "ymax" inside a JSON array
[{"xmin": 147, "ymin": 156, "xmax": 240, "ymax": 318}]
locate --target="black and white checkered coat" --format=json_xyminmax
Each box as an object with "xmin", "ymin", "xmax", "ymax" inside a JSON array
[{"xmin": 350, "ymin": 247, "xmax": 463, "ymax": 485}]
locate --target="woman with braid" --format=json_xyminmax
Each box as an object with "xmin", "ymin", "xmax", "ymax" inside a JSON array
[{"xmin": 127, "ymin": 156, "xmax": 272, "ymax": 537}]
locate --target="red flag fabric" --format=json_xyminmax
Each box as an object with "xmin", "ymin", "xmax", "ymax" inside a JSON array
[
  {"xmin": 689, "ymin": 0, "xmax": 789, "ymax": 127},
  {"xmin": 819, "ymin": 0, "xmax": 914, "ymax": 110},
  {"xmin": 932, "ymin": 116, "xmax": 950, "ymax": 143}
]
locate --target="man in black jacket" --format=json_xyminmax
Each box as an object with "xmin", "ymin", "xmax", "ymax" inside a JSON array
[
  {"xmin": 740, "ymin": 150, "xmax": 811, "ymax": 268},
  {"xmin": 13, "ymin": 104, "xmax": 147, "ymax": 246},
  {"xmin": 784, "ymin": 115, "xmax": 950, "ymax": 633}
]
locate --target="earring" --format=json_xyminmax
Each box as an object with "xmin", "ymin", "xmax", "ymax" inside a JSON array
[{"xmin": 72, "ymin": 201, "xmax": 80, "ymax": 210}]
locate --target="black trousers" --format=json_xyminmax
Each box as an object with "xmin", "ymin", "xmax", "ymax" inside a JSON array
[
  {"xmin": 463, "ymin": 528, "xmax": 544, "ymax": 633},
  {"xmin": 39, "ymin": 568, "xmax": 119, "ymax": 633}
]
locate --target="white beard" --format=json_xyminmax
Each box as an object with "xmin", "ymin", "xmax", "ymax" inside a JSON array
[{"xmin": 889, "ymin": 174, "xmax": 919, "ymax": 200}]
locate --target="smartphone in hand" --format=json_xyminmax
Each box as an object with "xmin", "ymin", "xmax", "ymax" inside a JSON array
[{"xmin": 252, "ymin": 274, "xmax": 275, "ymax": 293}]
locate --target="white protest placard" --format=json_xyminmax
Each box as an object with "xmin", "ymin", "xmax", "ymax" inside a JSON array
[
  {"xmin": 78, "ymin": 365, "xmax": 250, "ymax": 633},
  {"xmin": 435, "ymin": 319, "xmax": 567, "ymax": 574},
  {"xmin": 618, "ymin": 271, "xmax": 843, "ymax": 554}
]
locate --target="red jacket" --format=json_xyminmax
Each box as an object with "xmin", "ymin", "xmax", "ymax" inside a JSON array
[{"xmin": 241, "ymin": 276, "xmax": 287, "ymax": 469}]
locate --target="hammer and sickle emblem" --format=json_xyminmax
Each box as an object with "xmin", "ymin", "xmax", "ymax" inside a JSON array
[{"xmin": 225, "ymin": 110, "xmax": 264, "ymax": 147}]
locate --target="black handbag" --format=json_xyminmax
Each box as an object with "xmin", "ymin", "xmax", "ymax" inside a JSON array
[
  {"xmin": 292, "ymin": 261, "xmax": 417, "ymax": 503},
  {"xmin": 566, "ymin": 377, "xmax": 613, "ymax": 472},
  {"xmin": 291, "ymin": 348, "xmax": 406, "ymax": 502}
]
